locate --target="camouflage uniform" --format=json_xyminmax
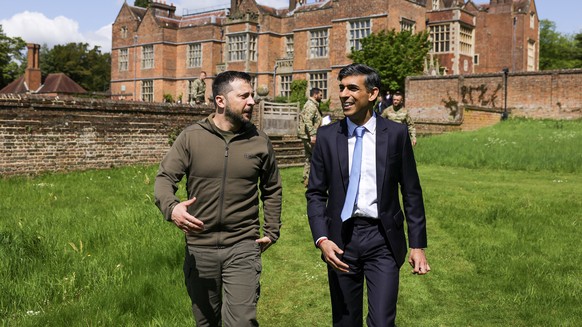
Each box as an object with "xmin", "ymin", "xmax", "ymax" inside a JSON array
[
  {"xmin": 297, "ymin": 98, "xmax": 322, "ymax": 186},
  {"xmin": 190, "ymin": 78, "xmax": 206, "ymax": 104},
  {"xmin": 381, "ymin": 105, "xmax": 417, "ymax": 144}
]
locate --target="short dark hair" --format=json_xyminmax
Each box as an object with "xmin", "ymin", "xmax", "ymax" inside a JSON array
[
  {"xmin": 338, "ymin": 63, "xmax": 381, "ymax": 92},
  {"xmin": 393, "ymin": 91, "xmax": 403, "ymax": 98},
  {"xmin": 212, "ymin": 71, "xmax": 252, "ymax": 104},
  {"xmin": 310, "ymin": 87, "xmax": 322, "ymax": 97}
]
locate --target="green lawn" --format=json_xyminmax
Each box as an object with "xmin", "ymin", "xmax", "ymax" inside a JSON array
[{"xmin": 1, "ymin": 118, "xmax": 581, "ymax": 326}]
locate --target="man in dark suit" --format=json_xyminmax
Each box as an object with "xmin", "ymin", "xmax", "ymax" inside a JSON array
[{"xmin": 306, "ymin": 64, "xmax": 430, "ymax": 327}]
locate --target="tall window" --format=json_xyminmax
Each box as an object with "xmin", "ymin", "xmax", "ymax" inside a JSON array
[
  {"xmin": 141, "ymin": 45, "xmax": 154, "ymax": 69},
  {"xmin": 400, "ymin": 18, "xmax": 416, "ymax": 33},
  {"xmin": 280, "ymin": 75, "xmax": 292, "ymax": 97},
  {"xmin": 142, "ymin": 80, "xmax": 153, "ymax": 102},
  {"xmin": 459, "ymin": 25, "xmax": 473, "ymax": 55},
  {"xmin": 228, "ymin": 34, "xmax": 246, "ymax": 61},
  {"xmin": 530, "ymin": 12, "xmax": 535, "ymax": 29},
  {"xmin": 121, "ymin": 26, "xmax": 128, "ymax": 38},
  {"xmin": 285, "ymin": 36, "xmax": 294, "ymax": 58},
  {"xmin": 527, "ymin": 41, "xmax": 536, "ymax": 71},
  {"xmin": 119, "ymin": 48, "xmax": 128, "ymax": 71},
  {"xmin": 310, "ymin": 29, "xmax": 329, "ymax": 58},
  {"xmin": 430, "ymin": 24, "xmax": 450, "ymax": 53},
  {"xmin": 248, "ymin": 35, "xmax": 257, "ymax": 61},
  {"xmin": 227, "ymin": 34, "xmax": 257, "ymax": 62},
  {"xmin": 349, "ymin": 20, "xmax": 371, "ymax": 51},
  {"xmin": 432, "ymin": 0, "xmax": 439, "ymax": 10},
  {"xmin": 309, "ymin": 73, "xmax": 328, "ymax": 99},
  {"xmin": 187, "ymin": 43, "xmax": 202, "ymax": 68}
]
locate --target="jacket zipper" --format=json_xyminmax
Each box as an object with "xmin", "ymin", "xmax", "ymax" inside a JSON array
[{"xmin": 217, "ymin": 142, "xmax": 229, "ymax": 247}]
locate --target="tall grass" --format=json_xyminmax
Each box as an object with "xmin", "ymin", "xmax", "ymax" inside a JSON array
[
  {"xmin": 415, "ymin": 118, "xmax": 582, "ymax": 173},
  {"xmin": 1, "ymin": 118, "xmax": 581, "ymax": 326}
]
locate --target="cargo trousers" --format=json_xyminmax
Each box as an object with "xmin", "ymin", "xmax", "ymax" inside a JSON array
[{"xmin": 184, "ymin": 240, "xmax": 262, "ymax": 327}]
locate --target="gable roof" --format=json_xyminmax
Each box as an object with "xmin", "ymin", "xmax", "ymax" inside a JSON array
[
  {"xmin": 0, "ymin": 76, "xmax": 28, "ymax": 94},
  {"xmin": 37, "ymin": 73, "xmax": 86, "ymax": 94}
]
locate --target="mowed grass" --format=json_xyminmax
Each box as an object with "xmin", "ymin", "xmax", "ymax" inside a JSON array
[{"xmin": 1, "ymin": 118, "xmax": 581, "ymax": 326}]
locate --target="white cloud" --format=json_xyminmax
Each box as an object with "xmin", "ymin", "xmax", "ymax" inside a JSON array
[
  {"xmin": 0, "ymin": 11, "xmax": 112, "ymax": 53},
  {"xmin": 86, "ymin": 24, "xmax": 113, "ymax": 53}
]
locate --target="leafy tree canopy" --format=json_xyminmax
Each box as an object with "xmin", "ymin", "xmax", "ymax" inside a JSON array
[
  {"xmin": 348, "ymin": 29, "xmax": 430, "ymax": 93},
  {"xmin": 539, "ymin": 19, "xmax": 582, "ymax": 70},
  {"xmin": 134, "ymin": 0, "xmax": 150, "ymax": 8},
  {"xmin": 0, "ymin": 25, "xmax": 26, "ymax": 90},
  {"xmin": 40, "ymin": 42, "xmax": 111, "ymax": 92}
]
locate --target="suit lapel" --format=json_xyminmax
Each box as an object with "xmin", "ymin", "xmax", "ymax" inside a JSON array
[
  {"xmin": 337, "ymin": 120, "xmax": 349, "ymax": 192},
  {"xmin": 376, "ymin": 117, "xmax": 389, "ymax": 200}
]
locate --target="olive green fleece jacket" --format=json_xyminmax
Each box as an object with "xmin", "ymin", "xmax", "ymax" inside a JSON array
[{"xmin": 154, "ymin": 114, "xmax": 282, "ymax": 247}]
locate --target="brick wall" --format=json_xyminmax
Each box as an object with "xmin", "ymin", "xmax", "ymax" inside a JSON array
[
  {"xmin": 3, "ymin": 68, "xmax": 580, "ymax": 176},
  {"xmin": 0, "ymin": 97, "xmax": 213, "ymax": 176},
  {"xmin": 407, "ymin": 69, "xmax": 582, "ymax": 134}
]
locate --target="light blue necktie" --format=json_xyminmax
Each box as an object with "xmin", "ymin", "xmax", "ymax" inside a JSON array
[{"xmin": 341, "ymin": 126, "xmax": 365, "ymax": 221}]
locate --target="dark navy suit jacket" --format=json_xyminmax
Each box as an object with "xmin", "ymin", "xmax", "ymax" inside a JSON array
[{"xmin": 306, "ymin": 115, "xmax": 427, "ymax": 267}]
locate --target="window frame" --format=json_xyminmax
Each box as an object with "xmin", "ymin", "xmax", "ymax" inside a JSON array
[
  {"xmin": 141, "ymin": 45, "xmax": 154, "ymax": 69},
  {"xmin": 309, "ymin": 72, "xmax": 328, "ymax": 99},
  {"xmin": 349, "ymin": 20, "xmax": 371, "ymax": 52},
  {"xmin": 142, "ymin": 80, "xmax": 154, "ymax": 102},
  {"xmin": 187, "ymin": 43, "xmax": 202, "ymax": 68},
  {"xmin": 279, "ymin": 75, "xmax": 293, "ymax": 97},
  {"xmin": 430, "ymin": 24, "xmax": 451, "ymax": 53},
  {"xmin": 118, "ymin": 48, "xmax": 129, "ymax": 72},
  {"xmin": 309, "ymin": 29, "xmax": 329, "ymax": 58}
]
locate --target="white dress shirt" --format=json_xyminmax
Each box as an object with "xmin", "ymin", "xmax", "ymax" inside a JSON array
[{"xmin": 346, "ymin": 115, "xmax": 378, "ymax": 219}]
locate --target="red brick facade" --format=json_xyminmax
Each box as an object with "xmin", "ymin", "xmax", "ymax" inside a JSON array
[{"xmin": 110, "ymin": 0, "xmax": 539, "ymax": 108}]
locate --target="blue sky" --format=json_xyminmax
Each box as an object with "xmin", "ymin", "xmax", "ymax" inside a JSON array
[{"xmin": 1, "ymin": 0, "xmax": 580, "ymax": 54}]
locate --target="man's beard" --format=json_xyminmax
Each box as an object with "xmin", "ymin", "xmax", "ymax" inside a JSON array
[{"xmin": 224, "ymin": 105, "xmax": 251, "ymax": 127}]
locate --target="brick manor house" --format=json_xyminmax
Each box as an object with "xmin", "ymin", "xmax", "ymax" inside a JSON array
[{"xmin": 110, "ymin": 0, "xmax": 539, "ymax": 104}]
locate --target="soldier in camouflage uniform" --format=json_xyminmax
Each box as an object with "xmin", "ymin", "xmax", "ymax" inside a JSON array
[
  {"xmin": 297, "ymin": 88, "xmax": 323, "ymax": 187},
  {"xmin": 189, "ymin": 71, "xmax": 207, "ymax": 104},
  {"xmin": 381, "ymin": 91, "xmax": 417, "ymax": 146}
]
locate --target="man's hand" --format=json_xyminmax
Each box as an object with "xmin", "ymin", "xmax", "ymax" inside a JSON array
[
  {"xmin": 409, "ymin": 248, "xmax": 431, "ymax": 275},
  {"xmin": 256, "ymin": 237, "xmax": 272, "ymax": 253},
  {"xmin": 171, "ymin": 197, "xmax": 204, "ymax": 233},
  {"xmin": 310, "ymin": 135, "xmax": 317, "ymax": 145},
  {"xmin": 412, "ymin": 138, "xmax": 417, "ymax": 147},
  {"xmin": 319, "ymin": 240, "xmax": 349, "ymax": 273}
]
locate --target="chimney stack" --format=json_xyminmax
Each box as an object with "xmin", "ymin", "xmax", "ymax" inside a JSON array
[
  {"xmin": 25, "ymin": 43, "xmax": 42, "ymax": 92},
  {"xmin": 289, "ymin": 0, "xmax": 298, "ymax": 11}
]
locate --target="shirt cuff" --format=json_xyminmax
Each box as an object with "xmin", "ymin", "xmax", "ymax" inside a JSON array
[{"xmin": 315, "ymin": 236, "xmax": 328, "ymax": 248}]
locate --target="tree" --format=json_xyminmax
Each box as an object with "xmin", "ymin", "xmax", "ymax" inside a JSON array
[
  {"xmin": 40, "ymin": 42, "xmax": 111, "ymax": 92},
  {"xmin": 348, "ymin": 29, "xmax": 430, "ymax": 93},
  {"xmin": 0, "ymin": 25, "xmax": 26, "ymax": 90},
  {"xmin": 289, "ymin": 79, "xmax": 308, "ymax": 108},
  {"xmin": 539, "ymin": 19, "xmax": 582, "ymax": 70},
  {"xmin": 134, "ymin": 0, "xmax": 150, "ymax": 8}
]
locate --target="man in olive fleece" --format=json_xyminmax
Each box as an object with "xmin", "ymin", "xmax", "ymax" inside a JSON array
[{"xmin": 154, "ymin": 70, "xmax": 282, "ymax": 327}]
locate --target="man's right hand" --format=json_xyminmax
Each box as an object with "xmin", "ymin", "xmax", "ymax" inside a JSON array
[
  {"xmin": 171, "ymin": 197, "xmax": 204, "ymax": 233},
  {"xmin": 319, "ymin": 239, "xmax": 349, "ymax": 272},
  {"xmin": 310, "ymin": 135, "xmax": 317, "ymax": 145}
]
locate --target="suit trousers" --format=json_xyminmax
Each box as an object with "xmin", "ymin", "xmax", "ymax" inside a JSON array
[
  {"xmin": 184, "ymin": 240, "xmax": 262, "ymax": 327},
  {"xmin": 328, "ymin": 217, "xmax": 400, "ymax": 327}
]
